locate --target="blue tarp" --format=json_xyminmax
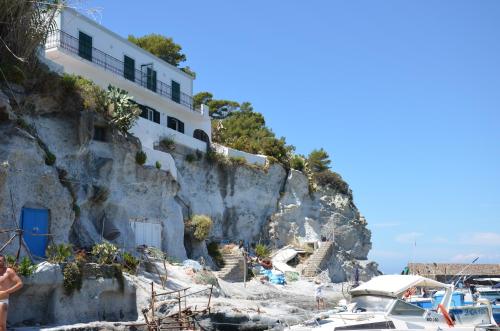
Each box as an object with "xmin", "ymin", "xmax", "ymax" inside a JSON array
[{"xmin": 259, "ymin": 268, "xmax": 286, "ymax": 285}]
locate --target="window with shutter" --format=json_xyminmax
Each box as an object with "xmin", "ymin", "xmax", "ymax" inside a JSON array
[
  {"xmin": 139, "ymin": 105, "xmax": 148, "ymax": 119},
  {"xmin": 153, "ymin": 110, "xmax": 160, "ymax": 124},
  {"xmin": 171, "ymin": 81, "xmax": 180, "ymax": 103},
  {"xmin": 167, "ymin": 116, "xmax": 185, "ymax": 133},
  {"xmin": 78, "ymin": 32, "xmax": 92, "ymax": 61},
  {"xmin": 124, "ymin": 56, "xmax": 135, "ymax": 81},
  {"xmin": 146, "ymin": 68, "xmax": 157, "ymax": 92}
]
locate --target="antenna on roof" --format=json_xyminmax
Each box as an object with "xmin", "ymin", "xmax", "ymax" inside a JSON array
[{"xmin": 451, "ymin": 256, "xmax": 479, "ymax": 286}]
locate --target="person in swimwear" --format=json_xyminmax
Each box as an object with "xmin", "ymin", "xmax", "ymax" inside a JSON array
[{"xmin": 0, "ymin": 255, "xmax": 23, "ymax": 331}]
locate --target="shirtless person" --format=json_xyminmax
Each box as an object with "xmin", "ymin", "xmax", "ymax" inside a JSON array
[{"xmin": 0, "ymin": 255, "xmax": 23, "ymax": 331}]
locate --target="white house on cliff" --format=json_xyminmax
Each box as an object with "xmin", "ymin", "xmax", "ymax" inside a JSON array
[{"xmin": 44, "ymin": 8, "xmax": 211, "ymax": 161}]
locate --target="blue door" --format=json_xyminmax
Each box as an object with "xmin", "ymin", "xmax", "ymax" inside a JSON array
[{"xmin": 21, "ymin": 208, "xmax": 49, "ymax": 258}]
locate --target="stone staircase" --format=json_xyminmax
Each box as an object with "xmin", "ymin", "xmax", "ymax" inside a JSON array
[
  {"xmin": 216, "ymin": 248, "xmax": 245, "ymax": 282},
  {"xmin": 301, "ymin": 241, "xmax": 334, "ymax": 278}
]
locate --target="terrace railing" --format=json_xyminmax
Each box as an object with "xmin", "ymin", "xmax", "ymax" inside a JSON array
[{"xmin": 45, "ymin": 30, "xmax": 195, "ymax": 111}]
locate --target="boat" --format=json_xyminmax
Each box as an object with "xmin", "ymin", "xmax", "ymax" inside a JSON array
[{"xmin": 286, "ymin": 275, "xmax": 498, "ymax": 330}]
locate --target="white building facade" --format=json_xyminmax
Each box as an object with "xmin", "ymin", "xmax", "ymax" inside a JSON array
[{"xmin": 44, "ymin": 8, "xmax": 211, "ymax": 154}]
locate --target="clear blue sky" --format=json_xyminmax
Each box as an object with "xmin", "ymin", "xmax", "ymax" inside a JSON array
[{"xmin": 78, "ymin": 0, "xmax": 500, "ymax": 274}]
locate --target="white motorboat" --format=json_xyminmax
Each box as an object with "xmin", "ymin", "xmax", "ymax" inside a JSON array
[{"xmin": 287, "ymin": 275, "xmax": 498, "ymax": 331}]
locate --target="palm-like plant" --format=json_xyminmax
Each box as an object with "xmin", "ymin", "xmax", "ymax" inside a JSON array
[{"xmin": 104, "ymin": 85, "xmax": 140, "ymax": 132}]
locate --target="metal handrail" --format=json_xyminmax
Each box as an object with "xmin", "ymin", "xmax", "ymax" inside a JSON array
[{"xmin": 45, "ymin": 30, "xmax": 196, "ymax": 111}]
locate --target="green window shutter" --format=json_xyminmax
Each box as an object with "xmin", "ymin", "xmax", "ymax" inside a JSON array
[
  {"xmin": 171, "ymin": 81, "xmax": 180, "ymax": 103},
  {"xmin": 167, "ymin": 116, "xmax": 177, "ymax": 130},
  {"xmin": 153, "ymin": 110, "xmax": 160, "ymax": 124},
  {"xmin": 124, "ymin": 56, "xmax": 135, "ymax": 81},
  {"xmin": 167, "ymin": 116, "xmax": 184, "ymax": 133},
  {"xmin": 146, "ymin": 68, "xmax": 157, "ymax": 92},
  {"xmin": 152, "ymin": 70, "xmax": 157, "ymax": 92},
  {"xmin": 78, "ymin": 32, "xmax": 92, "ymax": 61},
  {"xmin": 139, "ymin": 105, "xmax": 148, "ymax": 119}
]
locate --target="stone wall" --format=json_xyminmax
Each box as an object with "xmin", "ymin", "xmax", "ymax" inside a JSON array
[{"xmin": 0, "ymin": 81, "xmax": 378, "ymax": 283}]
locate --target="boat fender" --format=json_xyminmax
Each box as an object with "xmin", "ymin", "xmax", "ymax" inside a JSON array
[{"xmin": 438, "ymin": 304, "xmax": 455, "ymax": 327}]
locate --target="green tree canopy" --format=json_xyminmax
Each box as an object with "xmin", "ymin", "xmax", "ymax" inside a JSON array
[
  {"xmin": 212, "ymin": 110, "xmax": 294, "ymax": 166},
  {"xmin": 193, "ymin": 91, "xmax": 240, "ymax": 116},
  {"xmin": 128, "ymin": 33, "xmax": 195, "ymax": 77},
  {"xmin": 307, "ymin": 148, "xmax": 331, "ymax": 173}
]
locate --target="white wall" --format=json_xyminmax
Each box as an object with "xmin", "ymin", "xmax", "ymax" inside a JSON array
[
  {"xmin": 47, "ymin": 8, "xmax": 212, "ymax": 146},
  {"xmin": 59, "ymin": 9, "xmax": 192, "ymax": 96},
  {"xmin": 143, "ymin": 147, "xmax": 178, "ymax": 180},
  {"xmin": 212, "ymin": 143, "xmax": 268, "ymax": 166},
  {"xmin": 130, "ymin": 117, "xmax": 208, "ymax": 152}
]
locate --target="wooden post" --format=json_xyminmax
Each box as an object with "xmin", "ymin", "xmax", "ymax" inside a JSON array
[
  {"xmin": 207, "ymin": 285, "xmax": 213, "ymax": 314},
  {"xmin": 178, "ymin": 290, "xmax": 182, "ymax": 323},
  {"xmin": 243, "ymin": 250, "xmax": 247, "ymax": 288},
  {"xmin": 150, "ymin": 282, "xmax": 156, "ymax": 330}
]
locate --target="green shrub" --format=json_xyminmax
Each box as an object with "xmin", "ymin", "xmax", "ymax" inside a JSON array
[
  {"xmin": 122, "ymin": 252, "xmax": 139, "ymax": 274},
  {"xmin": 155, "ymin": 161, "xmax": 161, "ymax": 169},
  {"xmin": 267, "ymin": 156, "xmax": 278, "ymax": 165},
  {"xmin": 159, "ymin": 136, "xmax": 175, "ymax": 150},
  {"xmin": 17, "ymin": 257, "xmax": 36, "ymax": 277},
  {"xmin": 91, "ymin": 242, "xmax": 119, "ymax": 265},
  {"xmin": 185, "ymin": 153, "xmax": 196, "ymax": 163},
  {"xmin": 207, "ymin": 242, "xmax": 224, "ymax": 268},
  {"xmin": 290, "ymin": 155, "xmax": 305, "ymax": 172},
  {"xmin": 61, "ymin": 73, "xmax": 78, "ymax": 93},
  {"xmin": 135, "ymin": 151, "xmax": 147, "ymax": 165},
  {"xmin": 45, "ymin": 151, "xmax": 56, "ymax": 166},
  {"xmin": 205, "ymin": 148, "xmax": 227, "ymax": 165},
  {"xmin": 193, "ymin": 270, "xmax": 218, "ymax": 286},
  {"xmin": 195, "ymin": 149, "xmax": 203, "ymax": 160},
  {"xmin": 229, "ymin": 156, "xmax": 246, "ymax": 166},
  {"xmin": 63, "ymin": 262, "xmax": 82, "ymax": 295},
  {"xmin": 205, "ymin": 148, "xmax": 217, "ymax": 163},
  {"xmin": 61, "ymin": 74, "xmax": 105, "ymax": 111},
  {"xmin": 189, "ymin": 215, "xmax": 213, "ymax": 241},
  {"xmin": 146, "ymin": 247, "xmax": 166, "ymax": 260},
  {"xmin": 307, "ymin": 148, "xmax": 331, "ymax": 173},
  {"xmin": 313, "ymin": 170, "xmax": 351, "ymax": 197},
  {"xmin": 46, "ymin": 243, "xmax": 73, "ymax": 264},
  {"xmin": 255, "ymin": 243, "xmax": 270, "ymax": 258}
]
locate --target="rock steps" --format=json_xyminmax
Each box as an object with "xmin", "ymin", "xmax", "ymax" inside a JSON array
[
  {"xmin": 301, "ymin": 241, "xmax": 334, "ymax": 277},
  {"xmin": 216, "ymin": 250, "xmax": 245, "ymax": 282}
]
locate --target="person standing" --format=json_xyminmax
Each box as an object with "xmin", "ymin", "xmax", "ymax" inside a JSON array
[
  {"xmin": 315, "ymin": 280, "xmax": 325, "ymax": 310},
  {"xmin": 0, "ymin": 255, "xmax": 23, "ymax": 331}
]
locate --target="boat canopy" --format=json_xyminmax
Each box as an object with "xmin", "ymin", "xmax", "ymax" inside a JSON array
[{"xmin": 350, "ymin": 275, "xmax": 451, "ymax": 298}]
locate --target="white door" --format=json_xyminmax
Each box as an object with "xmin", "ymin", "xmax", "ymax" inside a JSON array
[{"xmin": 131, "ymin": 221, "xmax": 162, "ymax": 248}]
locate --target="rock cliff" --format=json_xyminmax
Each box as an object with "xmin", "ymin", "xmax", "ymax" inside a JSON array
[{"xmin": 0, "ymin": 78, "xmax": 379, "ymax": 282}]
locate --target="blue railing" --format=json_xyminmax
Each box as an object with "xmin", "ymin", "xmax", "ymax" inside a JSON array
[{"xmin": 46, "ymin": 30, "xmax": 196, "ymax": 111}]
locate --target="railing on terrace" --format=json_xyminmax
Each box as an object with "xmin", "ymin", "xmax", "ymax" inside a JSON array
[{"xmin": 45, "ymin": 30, "xmax": 195, "ymax": 111}]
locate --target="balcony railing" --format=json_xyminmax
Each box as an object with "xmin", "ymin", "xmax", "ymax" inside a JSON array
[{"xmin": 45, "ymin": 30, "xmax": 195, "ymax": 111}]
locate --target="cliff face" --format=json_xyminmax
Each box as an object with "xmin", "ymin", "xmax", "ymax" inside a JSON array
[{"xmin": 0, "ymin": 82, "xmax": 379, "ymax": 281}]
